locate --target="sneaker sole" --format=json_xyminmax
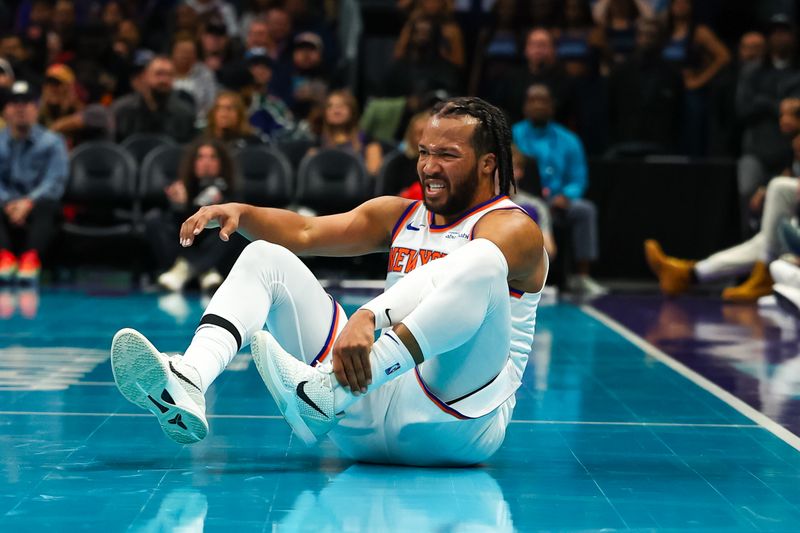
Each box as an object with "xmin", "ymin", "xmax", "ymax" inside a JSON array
[
  {"xmin": 251, "ymin": 331, "xmax": 318, "ymax": 446},
  {"xmin": 110, "ymin": 328, "xmax": 208, "ymax": 444}
]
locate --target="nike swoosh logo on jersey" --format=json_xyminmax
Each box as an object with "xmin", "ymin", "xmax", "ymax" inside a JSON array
[
  {"xmin": 297, "ymin": 381, "xmax": 328, "ymax": 418},
  {"xmin": 406, "ymin": 223, "xmax": 420, "ymax": 231}
]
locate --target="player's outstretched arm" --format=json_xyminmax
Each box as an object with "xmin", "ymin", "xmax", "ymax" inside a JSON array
[{"xmin": 178, "ymin": 197, "xmax": 414, "ymax": 257}]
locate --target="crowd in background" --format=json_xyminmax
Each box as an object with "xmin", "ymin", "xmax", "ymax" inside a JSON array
[{"xmin": 0, "ymin": 0, "xmax": 799, "ymax": 312}]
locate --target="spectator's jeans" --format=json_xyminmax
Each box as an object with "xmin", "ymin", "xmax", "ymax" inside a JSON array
[
  {"xmin": 695, "ymin": 176, "xmax": 798, "ymax": 281},
  {"xmin": 0, "ymin": 199, "xmax": 60, "ymax": 255},
  {"xmin": 551, "ymin": 198, "xmax": 599, "ymax": 263},
  {"xmin": 737, "ymin": 154, "xmax": 767, "ymax": 234}
]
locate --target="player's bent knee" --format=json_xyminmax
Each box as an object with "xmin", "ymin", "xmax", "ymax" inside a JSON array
[{"xmin": 234, "ymin": 240, "xmax": 295, "ymax": 272}]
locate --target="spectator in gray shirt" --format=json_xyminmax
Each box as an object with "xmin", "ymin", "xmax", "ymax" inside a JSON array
[{"xmin": 0, "ymin": 81, "xmax": 68, "ymax": 284}]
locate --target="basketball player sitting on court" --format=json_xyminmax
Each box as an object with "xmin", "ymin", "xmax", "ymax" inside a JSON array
[{"xmin": 110, "ymin": 97, "xmax": 548, "ymax": 466}]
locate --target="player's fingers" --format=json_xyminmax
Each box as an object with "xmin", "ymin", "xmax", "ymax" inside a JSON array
[
  {"xmin": 359, "ymin": 347, "xmax": 372, "ymax": 388},
  {"xmin": 332, "ymin": 355, "xmax": 348, "ymax": 389},
  {"xmin": 350, "ymin": 352, "xmax": 368, "ymax": 393},
  {"xmin": 340, "ymin": 354, "xmax": 360, "ymax": 395},
  {"xmin": 219, "ymin": 216, "xmax": 237, "ymax": 242}
]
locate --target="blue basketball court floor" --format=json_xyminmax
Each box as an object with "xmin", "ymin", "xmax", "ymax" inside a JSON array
[{"xmin": 2, "ymin": 288, "xmax": 800, "ymax": 531}]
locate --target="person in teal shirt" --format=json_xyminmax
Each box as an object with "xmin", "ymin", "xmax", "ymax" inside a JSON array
[{"xmin": 512, "ymin": 84, "xmax": 604, "ymax": 295}]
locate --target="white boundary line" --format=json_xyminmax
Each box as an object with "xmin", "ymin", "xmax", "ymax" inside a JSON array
[
  {"xmin": 0, "ymin": 410, "xmax": 759, "ymax": 428},
  {"xmin": 582, "ymin": 304, "xmax": 800, "ymax": 452}
]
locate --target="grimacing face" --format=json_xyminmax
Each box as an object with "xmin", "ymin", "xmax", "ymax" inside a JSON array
[{"xmin": 417, "ymin": 116, "xmax": 488, "ymax": 217}]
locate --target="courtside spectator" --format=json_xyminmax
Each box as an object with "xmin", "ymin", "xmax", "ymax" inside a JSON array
[
  {"xmin": 513, "ymin": 84, "xmax": 603, "ymax": 295},
  {"xmin": 149, "ymin": 139, "xmax": 239, "ymax": 294},
  {"xmin": 0, "ymin": 81, "xmax": 68, "ymax": 284},
  {"xmin": 737, "ymin": 14, "xmax": 800, "ymax": 235}
]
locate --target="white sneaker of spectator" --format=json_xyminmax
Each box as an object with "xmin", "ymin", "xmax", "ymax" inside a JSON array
[
  {"xmin": 158, "ymin": 258, "xmax": 191, "ymax": 292},
  {"xmin": 569, "ymin": 274, "xmax": 608, "ymax": 297}
]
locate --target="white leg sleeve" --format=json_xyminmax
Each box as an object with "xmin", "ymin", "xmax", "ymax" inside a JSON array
[{"xmin": 183, "ymin": 241, "xmax": 344, "ymax": 390}]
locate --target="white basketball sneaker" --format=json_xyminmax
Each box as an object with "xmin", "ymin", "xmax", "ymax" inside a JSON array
[
  {"xmin": 111, "ymin": 328, "xmax": 208, "ymax": 444},
  {"xmin": 251, "ymin": 331, "xmax": 338, "ymax": 445}
]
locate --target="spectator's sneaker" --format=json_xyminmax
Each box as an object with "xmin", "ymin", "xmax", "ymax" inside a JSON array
[
  {"xmin": 774, "ymin": 284, "xmax": 800, "ymax": 320},
  {"xmin": 770, "ymin": 258, "xmax": 800, "ymax": 287},
  {"xmin": 723, "ymin": 261, "xmax": 773, "ymax": 302},
  {"xmin": 158, "ymin": 258, "xmax": 191, "ymax": 292},
  {"xmin": 644, "ymin": 240, "xmax": 696, "ymax": 296},
  {"xmin": 251, "ymin": 331, "xmax": 339, "ymax": 445},
  {"xmin": 199, "ymin": 269, "xmax": 223, "ymax": 294},
  {"xmin": 568, "ymin": 275, "xmax": 608, "ymax": 297},
  {"xmin": 111, "ymin": 328, "xmax": 208, "ymax": 444},
  {"xmin": 16, "ymin": 250, "xmax": 40, "ymax": 284},
  {"xmin": 0, "ymin": 250, "xmax": 17, "ymax": 283}
]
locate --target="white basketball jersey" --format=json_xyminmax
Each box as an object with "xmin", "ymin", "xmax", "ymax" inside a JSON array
[{"xmin": 386, "ymin": 195, "xmax": 546, "ymax": 417}]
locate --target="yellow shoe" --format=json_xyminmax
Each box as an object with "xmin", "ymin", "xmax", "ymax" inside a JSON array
[
  {"xmin": 644, "ymin": 240, "xmax": 696, "ymax": 296},
  {"xmin": 722, "ymin": 261, "xmax": 773, "ymax": 302}
]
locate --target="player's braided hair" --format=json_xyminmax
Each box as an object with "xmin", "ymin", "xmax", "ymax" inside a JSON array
[{"xmin": 430, "ymin": 97, "xmax": 516, "ymax": 196}]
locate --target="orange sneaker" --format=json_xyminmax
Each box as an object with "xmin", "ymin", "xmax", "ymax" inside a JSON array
[
  {"xmin": 722, "ymin": 261, "xmax": 774, "ymax": 302},
  {"xmin": 0, "ymin": 250, "xmax": 17, "ymax": 283},
  {"xmin": 644, "ymin": 240, "xmax": 696, "ymax": 296},
  {"xmin": 17, "ymin": 250, "xmax": 41, "ymax": 284}
]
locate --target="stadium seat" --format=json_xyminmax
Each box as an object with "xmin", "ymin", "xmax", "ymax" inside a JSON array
[
  {"xmin": 61, "ymin": 141, "xmax": 138, "ymax": 238},
  {"xmin": 121, "ymin": 133, "xmax": 178, "ymax": 163},
  {"xmin": 139, "ymin": 144, "xmax": 185, "ymax": 214},
  {"xmin": 235, "ymin": 146, "xmax": 294, "ymax": 207},
  {"xmin": 296, "ymin": 149, "xmax": 370, "ymax": 214},
  {"xmin": 374, "ymin": 149, "xmax": 409, "ymax": 197}
]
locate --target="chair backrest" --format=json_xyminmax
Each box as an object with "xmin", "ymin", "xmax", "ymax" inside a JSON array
[
  {"xmin": 235, "ymin": 146, "xmax": 294, "ymax": 207},
  {"xmin": 121, "ymin": 133, "xmax": 177, "ymax": 163},
  {"xmin": 66, "ymin": 141, "xmax": 138, "ymax": 206},
  {"xmin": 139, "ymin": 144, "xmax": 185, "ymax": 210},
  {"xmin": 374, "ymin": 149, "xmax": 417, "ymax": 197},
  {"xmin": 276, "ymin": 138, "xmax": 315, "ymax": 171},
  {"xmin": 296, "ymin": 148, "xmax": 370, "ymax": 214}
]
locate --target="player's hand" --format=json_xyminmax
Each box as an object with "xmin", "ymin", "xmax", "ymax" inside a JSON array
[
  {"xmin": 331, "ymin": 309, "xmax": 375, "ymax": 394},
  {"xmin": 179, "ymin": 203, "xmax": 243, "ymax": 247}
]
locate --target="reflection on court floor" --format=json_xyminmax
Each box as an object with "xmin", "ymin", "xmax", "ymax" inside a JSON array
[{"xmin": 1, "ymin": 289, "xmax": 800, "ymax": 531}]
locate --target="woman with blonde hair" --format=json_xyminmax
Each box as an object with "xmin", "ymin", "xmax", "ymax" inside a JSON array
[{"xmin": 205, "ymin": 91, "xmax": 266, "ymax": 149}]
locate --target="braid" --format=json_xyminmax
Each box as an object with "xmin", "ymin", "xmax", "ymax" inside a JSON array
[{"xmin": 431, "ymin": 97, "xmax": 516, "ymax": 196}]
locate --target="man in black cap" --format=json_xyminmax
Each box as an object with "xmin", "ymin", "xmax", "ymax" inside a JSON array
[
  {"xmin": 245, "ymin": 47, "xmax": 294, "ymax": 139},
  {"xmin": 0, "ymin": 81, "xmax": 68, "ymax": 284},
  {"xmin": 737, "ymin": 13, "xmax": 800, "ymax": 235},
  {"xmin": 290, "ymin": 32, "xmax": 330, "ymax": 121}
]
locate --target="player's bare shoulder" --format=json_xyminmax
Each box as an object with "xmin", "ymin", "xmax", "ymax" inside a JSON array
[
  {"xmin": 472, "ymin": 208, "xmax": 545, "ymax": 291},
  {"xmin": 356, "ymin": 196, "xmax": 418, "ymax": 244}
]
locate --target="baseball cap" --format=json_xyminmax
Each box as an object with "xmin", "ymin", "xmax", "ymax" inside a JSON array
[
  {"xmin": 44, "ymin": 63, "xmax": 76, "ymax": 85},
  {"xmin": 7, "ymin": 80, "xmax": 37, "ymax": 103},
  {"xmin": 294, "ymin": 32, "xmax": 323, "ymax": 51},
  {"xmin": 245, "ymin": 47, "xmax": 275, "ymax": 68},
  {"xmin": 768, "ymin": 13, "xmax": 795, "ymax": 32}
]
